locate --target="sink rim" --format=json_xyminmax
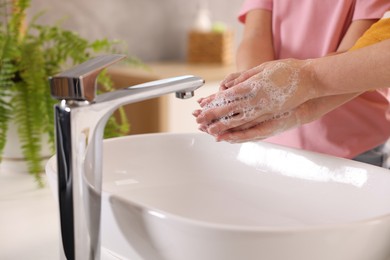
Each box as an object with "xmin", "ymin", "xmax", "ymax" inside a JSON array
[
  {"xmin": 46, "ymin": 132, "xmax": 390, "ymax": 233},
  {"xmin": 109, "ymin": 189, "xmax": 390, "ymax": 233}
]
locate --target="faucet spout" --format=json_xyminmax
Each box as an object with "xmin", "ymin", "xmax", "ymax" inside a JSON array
[{"xmin": 50, "ymin": 55, "xmax": 204, "ymax": 260}]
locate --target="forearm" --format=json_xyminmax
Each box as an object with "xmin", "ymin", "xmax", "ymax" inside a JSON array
[
  {"xmin": 236, "ymin": 38, "xmax": 274, "ymax": 71},
  {"xmin": 236, "ymin": 9, "xmax": 274, "ymax": 71},
  {"xmin": 313, "ymin": 39, "xmax": 390, "ymax": 96},
  {"xmin": 336, "ymin": 19, "xmax": 377, "ymax": 52}
]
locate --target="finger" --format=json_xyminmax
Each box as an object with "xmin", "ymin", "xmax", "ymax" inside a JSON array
[
  {"xmin": 192, "ymin": 109, "xmax": 202, "ymax": 117},
  {"xmin": 219, "ymin": 64, "xmax": 265, "ymax": 90},
  {"xmin": 198, "ymin": 93, "xmax": 220, "ymax": 108},
  {"xmin": 197, "ymin": 86, "xmax": 278, "ymax": 132},
  {"xmin": 228, "ymin": 111, "xmax": 293, "ymax": 132},
  {"xmin": 196, "ymin": 89, "xmax": 245, "ymax": 123},
  {"xmin": 220, "ymin": 72, "xmax": 241, "ymax": 90},
  {"xmin": 200, "ymin": 95, "xmax": 271, "ymax": 132},
  {"xmin": 215, "ymin": 126, "xmax": 268, "ymax": 143},
  {"xmin": 197, "ymin": 93, "xmax": 218, "ymax": 106},
  {"xmin": 205, "ymin": 110, "xmax": 255, "ymax": 135},
  {"xmin": 216, "ymin": 114, "xmax": 296, "ymax": 143},
  {"xmin": 200, "ymin": 71, "xmax": 275, "ymax": 112},
  {"xmin": 205, "ymin": 108, "xmax": 276, "ymax": 135},
  {"xmin": 223, "ymin": 64, "xmax": 267, "ymax": 89},
  {"xmin": 198, "ymin": 90, "xmax": 252, "ymax": 108},
  {"xmin": 196, "ymin": 99, "xmax": 240, "ymax": 125}
]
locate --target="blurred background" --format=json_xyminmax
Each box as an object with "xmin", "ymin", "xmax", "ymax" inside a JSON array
[
  {"xmin": 27, "ymin": 0, "xmax": 243, "ymax": 61},
  {"xmin": 26, "ymin": 0, "xmax": 245, "ymax": 135}
]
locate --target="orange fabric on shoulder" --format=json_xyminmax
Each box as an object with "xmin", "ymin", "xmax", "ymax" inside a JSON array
[{"xmin": 350, "ymin": 17, "xmax": 390, "ymax": 50}]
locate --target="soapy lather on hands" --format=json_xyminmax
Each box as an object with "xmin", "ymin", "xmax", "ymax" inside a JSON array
[
  {"xmin": 193, "ymin": 37, "xmax": 390, "ymax": 143},
  {"xmin": 194, "ymin": 59, "xmax": 317, "ymax": 141}
]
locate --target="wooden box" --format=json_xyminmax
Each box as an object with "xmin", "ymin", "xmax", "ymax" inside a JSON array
[{"xmin": 187, "ymin": 30, "xmax": 233, "ymax": 65}]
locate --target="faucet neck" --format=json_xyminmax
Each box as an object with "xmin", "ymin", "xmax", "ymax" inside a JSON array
[{"xmin": 52, "ymin": 55, "xmax": 205, "ymax": 260}]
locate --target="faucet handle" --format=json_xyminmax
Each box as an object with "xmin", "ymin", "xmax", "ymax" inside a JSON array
[{"xmin": 50, "ymin": 54, "xmax": 126, "ymax": 102}]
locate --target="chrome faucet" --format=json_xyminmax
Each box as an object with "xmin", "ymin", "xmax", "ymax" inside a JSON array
[{"xmin": 50, "ymin": 54, "xmax": 204, "ymax": 260}]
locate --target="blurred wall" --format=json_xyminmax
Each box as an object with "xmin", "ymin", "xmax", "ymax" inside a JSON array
[{"xmin": 27, "ymin": 0, "xmax": 244, "ymax": 62}]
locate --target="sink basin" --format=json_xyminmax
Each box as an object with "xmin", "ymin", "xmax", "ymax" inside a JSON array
[{"xmin": 46, "ymin": 133, "xmax": 390, "ymax": 260}]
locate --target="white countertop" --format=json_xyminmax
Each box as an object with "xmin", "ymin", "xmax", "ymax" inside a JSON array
[{"xmin": 0, "ymin": 171, "xmax": 60, "ymax": 260}]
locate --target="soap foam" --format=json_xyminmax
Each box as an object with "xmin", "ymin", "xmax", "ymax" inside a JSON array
[
  {"xmin": 226, "ymin": 110, "xmax": 295, "ymax": 143},
  {"xmin": 249, "ymin": 61, "xmax": 300, "ymax": 110},
  {"xmin": 202, "ymin": 61, "xmax": 301, "ymax": 127}
]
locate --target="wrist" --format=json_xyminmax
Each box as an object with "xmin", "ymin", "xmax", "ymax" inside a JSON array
[
  {"xmin": 296, "ymin": 59, "xmax": 321, "ymax": 100},
  {"xmin": 308, "ymin": 56, "xmax": 332, "ymax": 98}
]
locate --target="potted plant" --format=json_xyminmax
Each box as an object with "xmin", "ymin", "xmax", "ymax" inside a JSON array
[{"xmin": 0, "ymin": 0, "xmax": 135, "ymax": 187}]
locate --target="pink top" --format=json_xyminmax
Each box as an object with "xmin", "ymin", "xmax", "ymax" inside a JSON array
[{"xmin": 238, "ymin": 0, "xmax": 390, "ymax": 158}]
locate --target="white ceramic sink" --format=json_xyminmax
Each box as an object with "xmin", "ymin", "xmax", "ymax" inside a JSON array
[{"xmin": 46, "ymin": 133, "xmax": 390, "ymax": 260}]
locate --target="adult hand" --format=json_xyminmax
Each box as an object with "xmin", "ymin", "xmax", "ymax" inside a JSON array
[{"xmin": 205, "ymin": 93, "xmax": 360, "ymax": 143}]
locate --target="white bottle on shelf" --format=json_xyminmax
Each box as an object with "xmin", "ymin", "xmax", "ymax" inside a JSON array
[{"xmin": 192, "ymin": 0, "xmax": 212, "ymax": 32}]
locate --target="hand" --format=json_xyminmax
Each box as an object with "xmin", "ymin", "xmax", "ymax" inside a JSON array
[
  {"xmin": 194, "ymin": 59, "xmax": 317, "ymax": 137},
  {"xmin": 206, "ymin": 93, "xmax": 360, "ymax": 143}
]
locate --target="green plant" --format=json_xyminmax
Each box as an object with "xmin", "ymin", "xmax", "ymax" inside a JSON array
[{"xmin": 0, "ymin": 0, "xmax": 135, "ymax": 187}]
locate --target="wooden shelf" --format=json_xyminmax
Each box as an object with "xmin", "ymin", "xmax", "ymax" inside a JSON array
[{"xmin": 110, "ymin": 61, "xmax": 235, "ymax": 84}]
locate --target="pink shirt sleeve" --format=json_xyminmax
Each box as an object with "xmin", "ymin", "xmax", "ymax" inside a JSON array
[
  {"xmin": 238, "ymin": 0, "xmax": 273, "ymax": 23},
  {"xmin": 353, "ymin": 0, "xmax": 390, "ymax": 20}
]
